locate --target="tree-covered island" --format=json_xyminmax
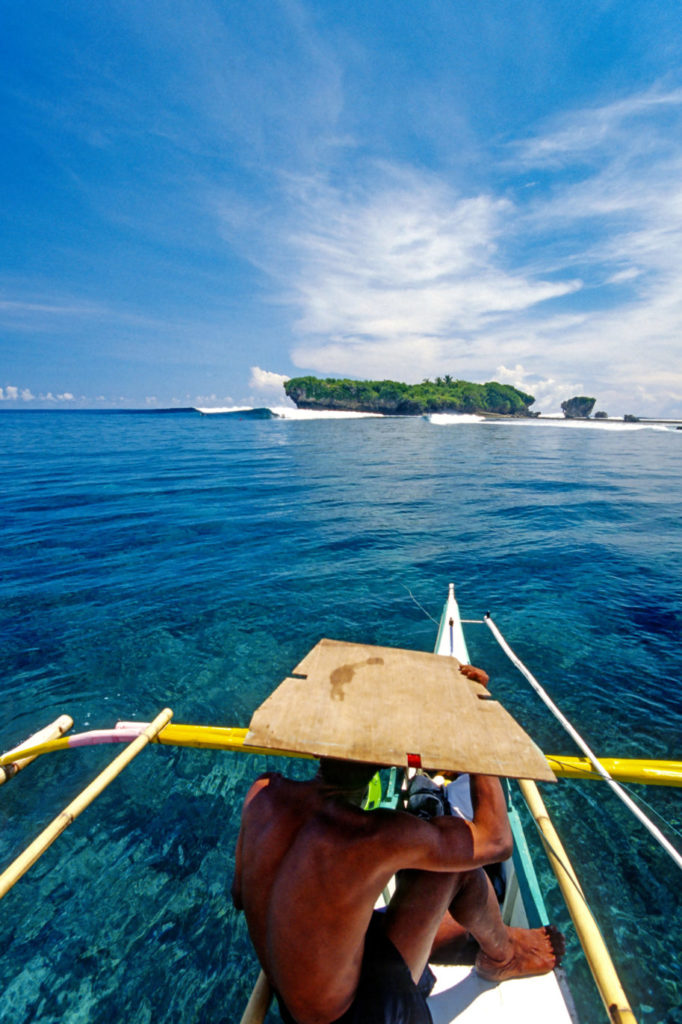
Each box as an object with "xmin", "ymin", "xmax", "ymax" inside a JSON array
[{"xmin": 284, "ymin": 376, "xmax": 536, "ymax": 416}]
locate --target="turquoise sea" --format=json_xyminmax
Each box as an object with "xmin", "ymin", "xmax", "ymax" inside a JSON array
[{"xmin": 0, "ymin": 410, "xmax": 680, "ymax": 1024}]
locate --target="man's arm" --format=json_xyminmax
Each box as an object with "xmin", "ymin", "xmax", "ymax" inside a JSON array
[
  {"xmin": 465, "ymin": 773, "xmax": 512, "ymax": 862},
  {"xmin": 377, "ymin": 774, "xmax": 512, "ymax": 875},
  {"xmin": 426, "ymin": 773, "xmax": 511, "ymax": 870}
]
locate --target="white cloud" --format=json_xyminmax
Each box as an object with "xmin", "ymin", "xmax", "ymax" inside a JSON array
[
  {"xmin": 249, "ymin": 366, "xmax": 290, "ymax": 391},
  {"xmin": 0, "ymin": 385, "xmax": 38, "ymax": 401},
  {"xmin": 252, "ymin": 83, "xmax": 682, "ymax": 416},
  {"xmin": 277, "ymin": 168, "xmax": 578, "ymax": 380},
  {"xmin": 514, "ymin": 86, "xmax": 682, "ymax": 169},
  {"xmin": 496, "ymin": 364, "xmax": 589, "ymax": 415},
  {"xmin": 606, "ymin": 268, "xmax": 642, "ymax": 285},
  {"xmin": 40, "ymin": 391, "xmax": 75, "ymax": 402},
  {"xmin": 502, "ymin": 86, "xmax": 682, "ymax": 414}
]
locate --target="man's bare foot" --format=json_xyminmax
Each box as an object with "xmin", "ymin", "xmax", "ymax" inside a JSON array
[{"xmin": 475, "ymin": 926, "xmax": 565, "ymax": 982}]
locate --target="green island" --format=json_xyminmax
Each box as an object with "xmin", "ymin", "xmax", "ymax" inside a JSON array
[{"xmin": 284, "ymin": 375, "xmax": 536, "ymax": 416}]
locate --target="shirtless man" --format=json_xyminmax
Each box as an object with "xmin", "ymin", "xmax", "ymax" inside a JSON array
[{"xmin": 232, "ymin": 672, "xmax": 564, "ymax": 1024}]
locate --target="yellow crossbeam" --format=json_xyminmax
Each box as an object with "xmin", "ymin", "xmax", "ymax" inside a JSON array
[
  {"xmin": 547, "ymin": 755, "xmax": 682, "ymax": 787},
  {"xmin": 154, "ymin": 723, "xmax": 312, "ymax": 760},
  {"xmin": 3, "ymin": 722, "xmax": 679, "ymax": 787},
  {"xmin": 0, "ymin": 715, "xmax": 73, "ymax": 785}
]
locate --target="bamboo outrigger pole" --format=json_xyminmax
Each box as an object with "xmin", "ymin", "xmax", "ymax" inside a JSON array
[
  {"xmin": 0, "ymin": 715, "xmax": 73, "ymax": 786},
  {"xmin": 519, "ymin": 779, "xmax": 636, "ymax": 1024},
  {"xmin": 238, "ymin": 970, "xmax": 272, "ymax": 1024},
  {"xmin": 0, "ymin": 708, "xmax": 173, "ymax": 902}
]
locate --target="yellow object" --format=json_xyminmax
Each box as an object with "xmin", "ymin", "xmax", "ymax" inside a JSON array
[
  {"xmin": 0, "ymin": 708, "xmax": 173, "ymax": 902},
  {"xmin": 0, "ymin": 715, "xmax": 73, "ymax": 785},
  {"xmin": 518, "ymin": 779, "xmax": 637, "ymax": 1024},
  {"xmin": 154, "ymin": 723, "xmax": 311, "ymax": 759},
  {"xmin": 548, "ymin": 755, "xmax": 682, "ymax": 787},
  {"xmin": 3, "ymin": 721, "xmax": 680, "ymax": 792},
  {"xmin": 0, "ymin": 736, "xmax": 78, "ymax": 766}
]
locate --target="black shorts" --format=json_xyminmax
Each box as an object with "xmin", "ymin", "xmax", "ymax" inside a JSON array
[{"xmin": 276, "ymin": 913, "xmax": 434, "ymax": 1024}]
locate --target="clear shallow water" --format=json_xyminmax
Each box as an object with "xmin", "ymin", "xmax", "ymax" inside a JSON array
[{"xmin": 0, "ymin": 411, "xmax": 680, "ymax": 1024}]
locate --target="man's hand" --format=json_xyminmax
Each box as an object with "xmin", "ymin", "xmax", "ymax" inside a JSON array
[{"xmin": 460, "ymin": 664, "xmax": 490, "ymax": 687}]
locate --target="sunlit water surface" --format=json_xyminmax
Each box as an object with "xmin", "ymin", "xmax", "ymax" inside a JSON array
[{"xmin": 0, "ymin": 411, "xmax": 680, "ymax": 1024}]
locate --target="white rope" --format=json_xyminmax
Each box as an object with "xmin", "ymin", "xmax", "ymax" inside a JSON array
[
  {"xmin": 485, "ymin": 613, "xmax": 682, "ymax": 873},
  {"xmin": 401, "ymin": 585, "xmax": 440, "ymax": 625}
]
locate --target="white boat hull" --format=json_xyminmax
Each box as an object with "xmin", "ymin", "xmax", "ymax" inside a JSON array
[{"xmin": 426, "ymin": 583, "xmax": 578, "ymax": 1023}]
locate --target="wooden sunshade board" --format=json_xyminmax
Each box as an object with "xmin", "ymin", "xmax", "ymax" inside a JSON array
[{"xmin": 244, "ymin": 639, "xmax": 555, "ymax": 782}]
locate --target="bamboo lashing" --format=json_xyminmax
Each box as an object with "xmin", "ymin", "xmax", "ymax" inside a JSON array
[
  {"xmin": 0, "ymin": 715, "xmax": 73, "ymax": 786},
  {"xmin": 519, "ymin": 779, "xmax": 637, "ymax": 1024},
  {"xmin": 239, "ymin": 970, "xmax": 272, "ymax": 1024},
  {"xmin": 0, "ymin": 708, "xmax": 173, "ymax": 902}
]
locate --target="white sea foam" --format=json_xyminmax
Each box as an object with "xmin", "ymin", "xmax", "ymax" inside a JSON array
[
  {"xmin": 533, "ymin": 418, "xmax": 672, "ymax": 432},
  {"xmin": 427, "ymin": 413, "xmax": 485, "ymax": 425},
  {"xmin": 270, "ymin": 406, "xmax": 383, "ymax": 420},
  {"xmin": 427, "ymin": 413, "xmax": 673, "ymax": 432}
]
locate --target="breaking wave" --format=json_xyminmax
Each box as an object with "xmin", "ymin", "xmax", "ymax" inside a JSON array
[
  {"xmin": 426, "ymin": 413, "xmax": 676, "ymax": 431},
  {"xmin": 196, "ymin": 405, "xmax": 384, "ymax": 420}
]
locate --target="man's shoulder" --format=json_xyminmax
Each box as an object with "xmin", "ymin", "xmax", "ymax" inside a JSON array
[
  {"xmin": 244, "ymin": 771, "xmax": 308, "ymax": 805},
  {"xmin": 244, "ymin": 771, "xmax": 282, "ymax": 803},
  {"xmin": 253, "ymin": 770, "xmax": 282, "ymax": 784}
]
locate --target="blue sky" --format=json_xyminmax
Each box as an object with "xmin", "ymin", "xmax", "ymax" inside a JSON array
[{"xmin": 2, "ymin": 0, "xmax": 682, "ymax": 415}]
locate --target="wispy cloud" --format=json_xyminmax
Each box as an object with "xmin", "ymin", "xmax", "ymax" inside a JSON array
[
  {"xmin": 507, "ymin": 85, "xmax": 682, "ymax": 412},
  {"xmin": 237, "ymin": 82, "xmax": 682, "ymax": 415},
  {"xmin": 0, "ymin": 290, "xmax": 189, "ymax": 333},
  {"xmin": 513, "ymin": 86, "xmax": 682, "ymax": 169},
  {"xmin": 268, "ymin": 167, "xmax": 579, "ymax": 380}
]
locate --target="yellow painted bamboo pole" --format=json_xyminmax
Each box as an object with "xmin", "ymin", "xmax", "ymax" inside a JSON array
[
  {"xmin": 0, "ymin": 708, "xmax": 173, "ymax": 902},
  {"xmin": 0, "ymin": 723, "xmax": 314, "ymax": 768},
  {"xmin": 3, "ymin": 720, "xmax": 679, "ymax": 789},
  {"xmin": 518, "ymin": 779, "xmax": 637, "ymax": 1024},
  {"xmin": 239, "ymin": 970, "xmax": 272, "ymax": 1024},
  {"xmin": 0, "ymin": 715, "xmax": 73, "ymax": 786},
  {"xmin": 547, "ymin": 755, "xmax": 682, "ymax": 787},
  {"xmin": 154, "ymin": 723, "xmax": 313, "ymax": 761}
]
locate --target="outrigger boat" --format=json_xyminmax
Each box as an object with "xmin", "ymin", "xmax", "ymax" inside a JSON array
[{"xmin": 1, "ymin": 584, "xmax": 680, "ymax": 1024}]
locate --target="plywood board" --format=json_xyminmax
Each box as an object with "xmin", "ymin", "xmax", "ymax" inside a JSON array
[{"xmin": 244, "ymin": 639, "xmax": 555, "ymax": 781}]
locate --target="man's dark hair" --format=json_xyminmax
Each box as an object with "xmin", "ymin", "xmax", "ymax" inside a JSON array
[{"xmin": 319, "ymin": 757, "xmax": 381, "ymax": 790}]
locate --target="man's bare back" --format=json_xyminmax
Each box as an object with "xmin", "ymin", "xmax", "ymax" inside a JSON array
[{"xmin": 232, "ymin": 761, "xmax": 564, "ymax": 1024}]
